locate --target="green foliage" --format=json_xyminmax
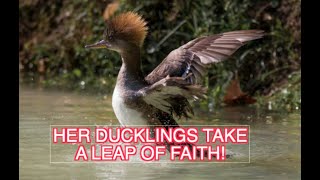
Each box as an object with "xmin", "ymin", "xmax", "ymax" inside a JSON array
[
  {"xmin": 256, "ymin": 71, "xmax": 301, "ymax": 112},
  {"xmin": 19, "ymin": 0, "xmax": 300, "ymax": 111}
]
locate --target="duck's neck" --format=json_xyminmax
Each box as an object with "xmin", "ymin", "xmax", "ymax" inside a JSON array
[{"xmin": 117, "ymin": 44, "xmax": 144, "ymax": 85}]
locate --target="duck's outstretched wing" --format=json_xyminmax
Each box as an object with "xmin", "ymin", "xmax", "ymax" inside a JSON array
[
  {"xmin": 138, "ymin": 75, "xmax": 207, "ymax": 117},
  {"xmin": 145, "ymin": 30, "xmax": 264, "ymax": 85},
  {"xmin": 141, "ymin": 30, "xmax": 264, "ymax": 119}
]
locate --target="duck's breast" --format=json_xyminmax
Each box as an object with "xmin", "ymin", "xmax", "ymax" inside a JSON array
[{"xmin": 112, "ymin": 85, "xmax": 148, "ymax": 126}]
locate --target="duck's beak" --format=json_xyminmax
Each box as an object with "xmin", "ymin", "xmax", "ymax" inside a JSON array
[{"xmin": 85, "ymin": 40, "xmax": 110, "ymax": 49}]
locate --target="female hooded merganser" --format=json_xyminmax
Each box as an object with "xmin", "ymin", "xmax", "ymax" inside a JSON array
[{"xmin": 85, "ymin": 12, "xmax": 264, "ymax": 156}]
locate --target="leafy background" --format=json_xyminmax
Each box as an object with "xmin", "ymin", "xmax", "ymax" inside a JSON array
[{"xmin": 19, "ymin": 0, "xmax": 300, "ymax": 112}]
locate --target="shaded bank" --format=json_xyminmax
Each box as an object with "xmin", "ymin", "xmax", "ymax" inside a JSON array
[{"xmin": 19, "ymin": 0, "xmax": 300, "ymax": 111}]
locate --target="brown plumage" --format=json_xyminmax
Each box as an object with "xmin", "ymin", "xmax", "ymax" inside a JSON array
[
  {"xmin": 85, "ymin": 11, "xmax": 264, "ymax": 157},
  {"xmin": 86, "ymin": 11, "xmax": 264, "ymax": 122},
  {"xmin": 143, "ymin": 30, "xmax": 264, "ymax": 118},
  {"xmin": 146, "ymin": 30, "xmax": 265, "ymax": 85},
  {"xmin": 105, "ymin": 12, "xmax": 148, "ymax": 47},
  {"xmin": 103, "ymin": 0, "xmax": 120, "ymax": 21}
]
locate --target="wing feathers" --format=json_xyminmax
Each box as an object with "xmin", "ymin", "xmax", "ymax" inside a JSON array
[
  {"xmin": 140, "ymin": 76, "xmax": 207, "ymax": 115},
  {"xmin": 190, "ymin": 66, "xmax": 202, "ymax": 83},
  {"xmin": 143, "ymin": 30, "xmax": 264, "ymax": 119},
  {"xmin": 202, "ymin": 49, "xmax": 229, "ymax": 59},
  {"xmin": 192, "ymin": 60, "xmax": 206, "ymax": 76},
  {"xmin": 145, "ymin": 30, "xmax": 264, "ymax": 85},
  {"xmin": 197, "ymin": 53, "xmax": 219, "ymax": 64},
  {"xmin": 207, "ymin": 46, "xmax": 236, "ymax": 55}
]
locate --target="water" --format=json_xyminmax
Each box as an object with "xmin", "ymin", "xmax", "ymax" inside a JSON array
[{"xmin": 19, "ymin": 87, "xmax": 301, "ymax": 179}]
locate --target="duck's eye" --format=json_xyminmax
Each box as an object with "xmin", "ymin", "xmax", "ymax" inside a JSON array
[{"xmin": 108, "ymin": 35, "xmax": 114, "ymax": 41}]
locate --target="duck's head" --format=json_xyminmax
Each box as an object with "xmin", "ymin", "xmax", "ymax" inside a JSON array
[{"xmin": 85, "ymin": 11, "xmax": 148, "ymax": 53}]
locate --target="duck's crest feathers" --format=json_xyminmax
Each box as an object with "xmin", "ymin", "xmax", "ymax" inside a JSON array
[{"xmin": 106, "ymin": 11, "xmax": 148, "ymax": 47}]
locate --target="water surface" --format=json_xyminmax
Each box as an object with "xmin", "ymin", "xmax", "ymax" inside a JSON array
[{"xmin": 19, "ymin": 87, "xmax": 300, "ymax": 179}]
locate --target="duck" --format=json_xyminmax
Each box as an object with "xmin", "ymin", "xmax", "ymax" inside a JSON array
[{"xmin": 85, "ymin": 11, "xmax": 264, "ymax": 156}]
